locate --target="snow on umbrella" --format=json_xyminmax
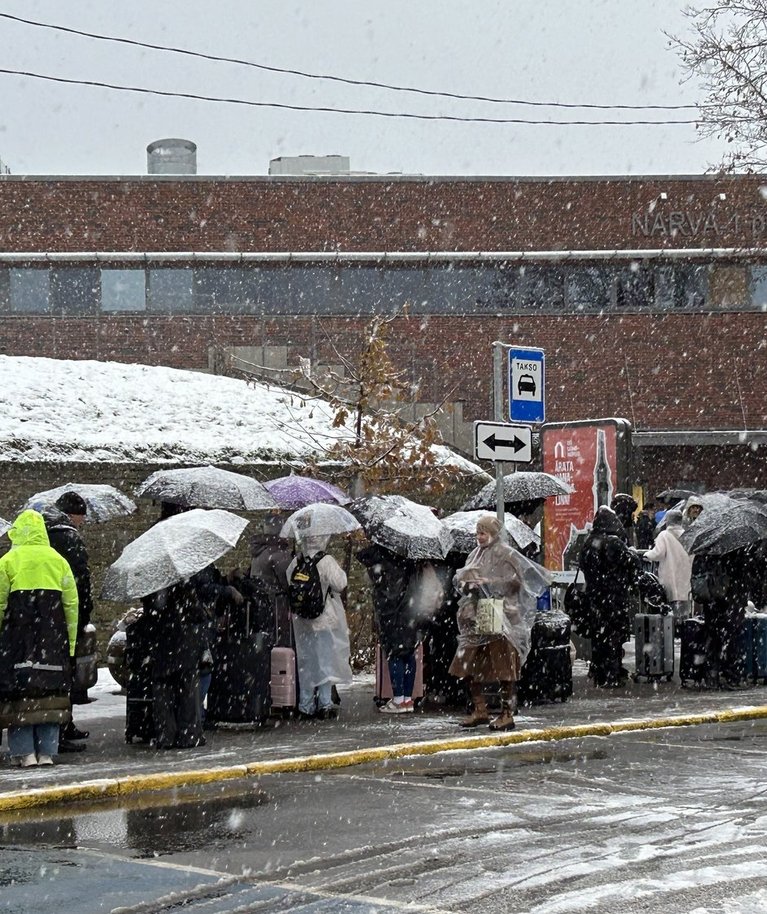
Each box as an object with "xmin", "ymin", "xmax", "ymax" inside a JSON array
[
  {"xmin": 679, "ymin": 501, "xmax": 767, "ymax": 556},
  {"xmin": 461, "ymin": 472, "xmax": 573, "ymax": 511},
  {"xmin": 656, "ymin": 488, "xmax": 698, "ymax": 503},
  {"xmin": 728, "ymin": 488, "xmax": 767, "ymax": 505},
  {"xmin": 101, "ymin": 508, "xmax": 249, "ymax": 602},
  {"xmin": 443, "ymin": 510, "xmax": 540, "ymax": 555},
  {"xmin": 0, "ymin": 517, "xmax": 9, "ymax": 537},
  {"xmin": 135, "ymin": 465, "xmax": 277, "ymax": 511},
  {"xmin": 280, "ymin": 503, "xmax": 361, "ymax": 539},
  {"xmin": 348, "ymin": 495, "xmax": 454, "ymax": 561},
  {"xmin": 23, "ymin": 483, "xmax": 137, "ymax": 523},
  {"xmin": 265, "ymin": 475, "xmax": 350, "ymax": 510}
]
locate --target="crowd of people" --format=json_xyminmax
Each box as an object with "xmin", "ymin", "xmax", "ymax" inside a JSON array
[{"xmin": 0, "ymin": 484, "xmax": 761, "ymax": 768}]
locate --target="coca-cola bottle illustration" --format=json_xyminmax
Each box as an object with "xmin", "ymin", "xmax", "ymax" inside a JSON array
[{"xmin": 593, "ymin": 428, "xmax": 612, "ymax": 512}]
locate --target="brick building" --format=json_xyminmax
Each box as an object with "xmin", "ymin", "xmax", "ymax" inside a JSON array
[{"xmin": 1, "ymin": 171, "xmax": 766, "ymax": 495}]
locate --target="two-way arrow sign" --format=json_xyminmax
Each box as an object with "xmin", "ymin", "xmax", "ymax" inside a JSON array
[{"xmin": 473, "ymin": 421, "xmax": 533, "ymax": 463}]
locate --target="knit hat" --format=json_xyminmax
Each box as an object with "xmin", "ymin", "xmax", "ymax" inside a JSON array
[
  {"xmin": 476, "ymin": 514, "xmax": 502, "ymax": 537},
  {"xmin": 55, "ymin": 491, "xmax": 87, "ymax": 517}
]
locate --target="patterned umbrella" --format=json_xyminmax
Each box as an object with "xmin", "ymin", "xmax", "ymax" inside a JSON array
[
  {"xmin": 135, "ymin": 465, "xmax": 277, "ymax": 511},
  {"xmin": 348, "ymin": 495, "xmax": 454, "ymax": 561},
  {"xmin": 0, "ymin": 517, "xmax": 9, "ymax": 536},
  {"xmin": 442, "ymin": 510, "xmax": 539, "ymax": 555},
  {"xmin": 680, "ymin": 501, "xmax": 767, "ymax": 555},
  {"xmin": 265, "ymin": 475, "xmax": 349, "ymax": 510},
  {"xmin": 461, "ymin": 472, "xmax": 572, "ymax": 511},
  {"xmin": 24, "ymin": 483, "xmax": 137, "ymax": 523}
]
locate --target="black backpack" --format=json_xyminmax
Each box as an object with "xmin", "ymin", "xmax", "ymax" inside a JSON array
[{"xmin": 288, "ymin": 552, "xmax": 327, "ymax": 620}]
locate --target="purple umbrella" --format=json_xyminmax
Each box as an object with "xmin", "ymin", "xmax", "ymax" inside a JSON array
[{"xmin": 264, "ymin": 475, "xmax": 350, "ymax": 510}]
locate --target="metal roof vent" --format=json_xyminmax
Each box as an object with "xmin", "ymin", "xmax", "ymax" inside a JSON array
[{"xmin": 147, "ymin": 138, "xmax": 197, "ymax": 175}]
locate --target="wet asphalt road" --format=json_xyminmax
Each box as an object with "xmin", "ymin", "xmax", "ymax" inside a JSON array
[{"xmin": 4, "ymin": 719, "xmax": 767, "ymax": 913}]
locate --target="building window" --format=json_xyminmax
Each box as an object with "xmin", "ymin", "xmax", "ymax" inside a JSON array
[
  {"xmin": 565, "ymin": 266, "xmax": 613, "ymax": 311},
  {"xmin": 10, "ymin": 269, "xmax": 50, "ymax": 313},
  {"xmin": 655, "ymin": 265, "xmax": 708, "ymax": 310},
  {"xmin": 147, "ymin": 268, "xmax": 194, "ymax": 312},
  {"xmin": 750, "ymin": 266, "xmax": 767, "ymax": 310},
  {"xmin": 51, "ymin": 267, "xmax": 100, "ymax": 315},
  {"xmin": 102, "ymin": 269, "xmax": 146, "ymax": 312},
  {"xmin": 616, "ymin": 264, "xmax": 654, "ymax": 309}
]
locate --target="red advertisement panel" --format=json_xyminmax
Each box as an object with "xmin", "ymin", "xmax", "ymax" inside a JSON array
[{"xmin": 542, "ymin": 420, "xmax": 630, "ymax": 570}]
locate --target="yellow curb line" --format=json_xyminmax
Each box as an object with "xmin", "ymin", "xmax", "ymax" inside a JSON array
[{"xmin": 2, "ymin": 705, "xmax": 767, "ymax": 813}]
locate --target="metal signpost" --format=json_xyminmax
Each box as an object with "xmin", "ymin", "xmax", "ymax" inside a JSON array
[{"xmin": 480, "ymin": 342, "xmax": 545, "ymax": 537}]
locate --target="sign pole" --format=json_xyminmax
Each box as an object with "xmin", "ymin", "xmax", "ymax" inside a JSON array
[{"xmin": 492, "ymin": 341, "xmax": 510, "ymax": 537}]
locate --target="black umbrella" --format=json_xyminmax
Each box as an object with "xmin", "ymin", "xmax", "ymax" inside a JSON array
[
  {"xmin": 461, "ymin": 472, "xmax": 572, "ymax": 512},
  {"xmin": 656, "ymin": 488, "xmax": 698, "ymax": 504},
  {"xmin": 728, "ymin": 488, "xmax": 767, "ymax": 505},
  {"xmin": 679, "ymin": 501, "xmax": 767, "ymax": 555},
  {"xmin": 347, "ymin": 495, "xmax": 454, "ymax": 560}
]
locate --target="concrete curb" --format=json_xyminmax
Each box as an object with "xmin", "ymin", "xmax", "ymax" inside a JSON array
[{"xmin": 2, "ymin": 704, "xmax": 766, "ymax": 813}]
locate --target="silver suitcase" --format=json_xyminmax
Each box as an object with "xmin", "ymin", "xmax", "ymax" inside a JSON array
[{"xmin": 634, "ymin": 613, "xmax": 674, "ymax": 681}]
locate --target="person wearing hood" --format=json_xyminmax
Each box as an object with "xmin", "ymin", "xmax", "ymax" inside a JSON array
[
  {"xmin": 683, "ymin": 496, "xmax": 705, "ymax": 527},
  {"xmin": 44, "ymin": 491, "xmax": 94, "ymax": 750},
  {"xmin": 449, "ymin": 514, "xmax": 551, "ymax": 731},
  {"xmin": 0, "ymin": 510, "xmax": 78, "ymax": 767},
  {"xmin": 579, "ymin": 506, "xmax": 640, "ymax": 687},
  {"xmin": 610, "ymin": 493, "xmax": 639, "ymax": 547},
  {"xmin": 642, "ymin": 508, "xmax": 693, "ymax": 620},
  {"xmin": 286, "ymin": 535, "xmax": 352, "ymax": 720}
]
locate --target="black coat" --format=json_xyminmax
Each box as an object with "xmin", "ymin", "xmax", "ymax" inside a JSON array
[
  {"xmin": 46, "ymin": 516, "xmax": 93, "ymax": 631},
  {"xmin": 141, "ymin": 581, "xmax": 208, "ymax": 680},
  {"xmin": 357, "ymin": 544, "xmax": 419, "ymax": 657},
  {"xmin": 580, "ymin": 526, "xmax": 639, "ymax": 629}
]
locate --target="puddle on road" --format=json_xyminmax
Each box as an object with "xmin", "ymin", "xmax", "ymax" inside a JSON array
[{"xmin": 0, "ymin": 782, "xmax": 270, "ymax": 858}]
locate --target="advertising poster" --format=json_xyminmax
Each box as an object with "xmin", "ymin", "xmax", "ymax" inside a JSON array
[{"xmin": 541, "ymin": 419, "xmax": 632, "ymax": 570}]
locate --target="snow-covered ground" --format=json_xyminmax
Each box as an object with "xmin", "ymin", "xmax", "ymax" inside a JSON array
[{"xmin": 0, "ymin": 356, "xmax": 486, "ymax": 476}]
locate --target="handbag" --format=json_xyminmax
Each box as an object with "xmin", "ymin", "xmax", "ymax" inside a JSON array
[
  {"xmin": 564, "ymin": 568, "xmax": 593, "ymax": 638},
  {"xmin": 475, "ymin": 590, "xmax": 505, "ymax": 635}
]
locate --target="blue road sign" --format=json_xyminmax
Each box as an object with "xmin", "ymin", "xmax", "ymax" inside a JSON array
[{"xmin": 509, "ymin": 347, "xmax": 545, "ymax": 423}]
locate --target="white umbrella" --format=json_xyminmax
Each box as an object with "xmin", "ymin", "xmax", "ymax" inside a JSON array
[
  {"xmin": 280, "ymin": 503, "xmax": 361, "ymax": 539},
  {"xmin": 100, "ymin": 508, "xmax": 249, "ymax": 602},
  {"xmin": 24, "ymin": 483, "xmax": 137, "ymax": 523},
  {"xmin": 0, "ymin": 517, "xmax": 9, "ymax": 537},
  {"xmin": 135, "ymin": 465, "xmax": 278, "ymax": 511},
  {"xmin": 443, "ymin": 510, "xmax": 540, "ymax": 554}
]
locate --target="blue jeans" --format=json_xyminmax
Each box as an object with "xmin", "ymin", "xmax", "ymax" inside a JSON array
[
  {"xmin": 388, "ymin": 652, "xmax": 416, "ymax": 699},
  {"xmin": 299, "ymin": 681, "xmax": 333, "ymax": 715},
  {"xmin": 8, "ymin": 723, "xmax": 59, "ymax": 758}
]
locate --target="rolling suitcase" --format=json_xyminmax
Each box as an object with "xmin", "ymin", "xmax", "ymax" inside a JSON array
[
  {"xmin": 751, "ymin": 613, "xmax": 767, "ymax": 683},
  {"xmin": 270, "ymin": 646, "xmax": 298, "ymax": 715},
  {"xmin": 206, "ymin": 630, "xmax": 272, "ymax": 725},
  {"xmin": 125, "ymin": 614, "xmax": 154, "ymax": 743},
  {"xmin": 634, "ymin": 613, "xmax": 674, "ymax": 681},
  {"xmin": 519, "ymin": 610, "xmax": 573, "ymax": 705},
  {"xmin": 679, "ymin": 616, "xmax": 707, "ymax": 687},
  {"xmin": 375, "ymin": 643, "xmax": 425, "ymax": 706}
]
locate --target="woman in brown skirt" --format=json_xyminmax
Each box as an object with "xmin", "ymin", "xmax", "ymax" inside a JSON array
[{"xmin": 449, "ymin": 514, "xmax": 533, "ymax": 731}]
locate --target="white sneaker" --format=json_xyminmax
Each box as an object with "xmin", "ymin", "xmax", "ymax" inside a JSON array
[
  {"xmin": 379, "ymin": 699, "xmax": 409, "ymax": 714},
  {"xmin": 37, "ymin": 755, "xmax": 54, "ymax": 766},
  {"xmin": 399, "ymin": 699, "xmax": 415, "ymax": 713},
  {"xmin": 20, "ymin": 754, "xmax": 38, "ymax": 768}
]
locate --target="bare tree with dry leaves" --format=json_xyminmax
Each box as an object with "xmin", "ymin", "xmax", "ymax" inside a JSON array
[{"xmin": 670, "ymin": 2, "xmax": 767, "ymax": 171}]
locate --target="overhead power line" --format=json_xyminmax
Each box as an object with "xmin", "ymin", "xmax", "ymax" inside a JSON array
[
  {"xmin": 0, "ymin": 10, "xmax": 703, "ymax": 112},
  {"xmin": 0, "ymin": 66, "xmax": 702, "ymax": 125}
]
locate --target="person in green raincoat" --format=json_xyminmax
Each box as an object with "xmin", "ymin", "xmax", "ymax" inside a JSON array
[{"xmin": 0, "ymin": 510, "xmax": 78, "ymax": 767}]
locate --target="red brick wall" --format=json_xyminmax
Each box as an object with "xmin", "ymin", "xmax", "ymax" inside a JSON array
[
  {"xmin": 2, "ymin": 310, "xmax": 765, "ymax": 431},
  {"xmin": 2, "ymin": 175, "xmax": 767, "ymax": 253}
]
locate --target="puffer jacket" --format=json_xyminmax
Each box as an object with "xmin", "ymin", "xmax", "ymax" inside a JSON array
[{"xmin": 0, "ymin": 510, "xmax": 79, "ymax": 725}]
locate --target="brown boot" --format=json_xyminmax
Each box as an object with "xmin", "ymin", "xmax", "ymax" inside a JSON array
[
  {"xmin": 489, "ymin": 704, "xmax": 516, "ymax": 731},
  {"xmin": 460, "ymin": 682, "xmax": 490, "ymax": 728}
]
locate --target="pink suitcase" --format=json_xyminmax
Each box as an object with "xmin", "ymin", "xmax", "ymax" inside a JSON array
[
  {"xmin": 270, "ymin": 646, "xmax": 297, "ymax": 714},
  {"xmin": 375, "ymin": 643, "xmax": 425, "ymax": 706}
]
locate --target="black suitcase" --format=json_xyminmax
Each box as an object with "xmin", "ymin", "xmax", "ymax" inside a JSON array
[
  {"xmin": 206, "ymin": 630, "xmax": 273, "ymax": 725},
  {"xmin": 519, "ymin": 610, "xmax": 573, "ymax": 705},
  {"xmin": 634, "ymin": 613, "xmax": 675, "ymax": 681},
  {"xmin": 125, "ymin": 614, "xmax": 154, "ymax": 743},
  {"xmin": 679, "ymin": 617, "xmax": 707, "ymax": 687}
]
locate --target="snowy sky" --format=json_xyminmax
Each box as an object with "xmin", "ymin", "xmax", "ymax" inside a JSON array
[
  {"xmin": 0, "ymin": 0, "xmax": 728, "ymax": 177},
  {"xmin": 0, "ymin": 356, "xmax": 485, "ymax": 478}
]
